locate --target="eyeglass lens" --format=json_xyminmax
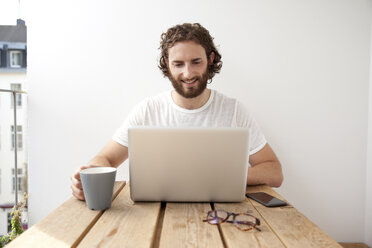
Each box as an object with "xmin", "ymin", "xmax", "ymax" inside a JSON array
[
  {"xmin": 207, "ymin": 210, "xmax": 229, "ymax": 224},
  {"xmin": 234, "ymin": 214, "xmax": 257, "ymax": 230}
]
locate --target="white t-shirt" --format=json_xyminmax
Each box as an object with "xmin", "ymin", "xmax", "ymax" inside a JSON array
[{"xmin": 112, "ymin": 90, "xmax": 267, "ymax": 155}]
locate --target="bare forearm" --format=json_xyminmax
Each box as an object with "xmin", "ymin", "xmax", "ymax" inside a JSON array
[
  {"xmin": 87, "ymin": 140, "xmax": 128, "ymax": 168},
  {"xmin": 247, "ymin": 161, "xmax": 283, "ymax": 187},
  {"xmin": 87, "ymin": 155, "xmax": 114, "ymax": 167}
]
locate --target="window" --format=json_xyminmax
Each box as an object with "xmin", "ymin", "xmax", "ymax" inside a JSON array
[
  {"xmin": 11, "ymin": 84, "xmax": 22, "ymax": 107},
  {"xmin": 12, "ymin": 168, "xmax": 23, "ymax": 193},
  {"xmin": 11, "ymin": 125, "xmax": 23, "ymax": 150},
  {"xmin": 10, "ymin": 50, "xmax": 22, "ymax": 68},
  {"xmin": 0, "ymin": 50, "xmax": 2, "ymax": 67}
]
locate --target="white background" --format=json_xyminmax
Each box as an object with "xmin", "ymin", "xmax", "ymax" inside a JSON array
[
  {"xmin": 21, "ymin": 0, "xmax": 372, "ymax": 244},
  {"xmin": 0, "ymin": 0, "xmax": 20, "ymax": 25}
]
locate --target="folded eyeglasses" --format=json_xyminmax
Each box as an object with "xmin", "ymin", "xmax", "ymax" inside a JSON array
[{"xmin": 203, "ymin": 210, "xmax": 261, "ymax": 232}]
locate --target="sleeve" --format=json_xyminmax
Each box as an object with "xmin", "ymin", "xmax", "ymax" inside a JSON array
[
  {"xmin": 111, "ymin": 99, "xmax": 148, "ymax": 147},
  {"xmin": 235, "ymin": 101, "xmax": 267, "ymax": 155}
]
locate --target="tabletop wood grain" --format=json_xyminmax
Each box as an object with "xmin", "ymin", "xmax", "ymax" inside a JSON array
[
  {"xmin": 78, "ymin": 185, "xmax": 161, "ymax": 248},
  {"xmin": 215, "ymin": 200, "xmax": 285, "ymax": 248},
  {"xmin": 6, "ymin": 182, "xmax": 343, "ymax": 248},
  {"xmin": 159, "ymin": 203, "xmax": 223, "ymax": 248},
  {"xmin": 6, "ymin": 182, "xmax": 126, "ymax": 248},
  {"xmin": 245, "ymin": 185, "xmax": 342, "ymax": 248}
]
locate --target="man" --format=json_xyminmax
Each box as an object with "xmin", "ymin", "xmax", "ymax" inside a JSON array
[{"xmin": 71, "ymin": 23, "xmax": 283, "ymax": 200}]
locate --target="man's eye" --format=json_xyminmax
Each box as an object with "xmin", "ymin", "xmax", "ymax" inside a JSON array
[{"xmin": 175, "ymin": 64, "xmax": 183, "ymax": 67}]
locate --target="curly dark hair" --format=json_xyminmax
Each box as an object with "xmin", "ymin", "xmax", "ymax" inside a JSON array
[{"xmin": 159, "ymin": 23, "xmax": 222, "ymax": 81}]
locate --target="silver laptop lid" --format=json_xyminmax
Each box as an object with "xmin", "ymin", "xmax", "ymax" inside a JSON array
[{"xmin": 128, "ymin": 127, "xmax": 249, "ymax": 202}]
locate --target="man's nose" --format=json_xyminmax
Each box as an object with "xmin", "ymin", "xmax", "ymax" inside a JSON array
[{"xmin": 183, "ymin": 64, "xmax": 193, "ymax": 79}]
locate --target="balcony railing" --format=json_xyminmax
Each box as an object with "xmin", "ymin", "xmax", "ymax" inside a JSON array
[{"xmin": 0, "ymin": 88, "xmax": 28, "ymax": 234}]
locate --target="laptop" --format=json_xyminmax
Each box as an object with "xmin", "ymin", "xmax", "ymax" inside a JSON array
[{"xmin": 128, "ymin": 127, "xmax": 249, "ymax": 202}]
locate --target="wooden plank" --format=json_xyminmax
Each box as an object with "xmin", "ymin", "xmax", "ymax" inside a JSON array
[
  {"xmin": 159, "ymin": 203, "xmax": 224, "ymax": 248},
  {"xmin": 215, "ymin": 200, "xmax": 285, "ymax": 248},
  {"xmin": 77, "ymin": 184, "xmax": 161, "ymax": 248},
  {"xmin": 247, "ymin": 185, "xmax": 342, "ymax": 248},
  {"xmin": 255, "ymin": 206, "xmax": 343, "ymax": 248},
  {"xmin": 339, "ymin": 243, "xmax": 370, "ymax": 248},
  {"xmin": 7, "ymin": 181, "xmax": 126, "ymax": 248}
]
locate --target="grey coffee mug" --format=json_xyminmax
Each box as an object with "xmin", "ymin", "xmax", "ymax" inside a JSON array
[{"xmin": 80, "ymin": 167, "xmax": 117, "ymax": 210}]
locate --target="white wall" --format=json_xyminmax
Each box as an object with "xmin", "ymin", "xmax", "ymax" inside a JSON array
[
  {"xmin": 25, "ymin": 0, "xmax": 372, "ymax": 243},
  {"xmin": 366, "ymin": 12, "xmax": 372, "ymax": 247}
]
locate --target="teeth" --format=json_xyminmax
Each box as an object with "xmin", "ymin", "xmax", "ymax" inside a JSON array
[{"xmin": 183, "ymin": 79, "xmax": 196, "ymax": 84}]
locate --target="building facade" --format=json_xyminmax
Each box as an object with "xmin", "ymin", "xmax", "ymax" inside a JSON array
[{"xmin": 0, "ymin": 19, "xmax": 27, "ymax": 236}]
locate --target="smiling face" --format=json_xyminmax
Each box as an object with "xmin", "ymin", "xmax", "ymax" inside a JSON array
[{"xmin": 167, "ymin": 41, "xmax": 213, "ymax": 99}]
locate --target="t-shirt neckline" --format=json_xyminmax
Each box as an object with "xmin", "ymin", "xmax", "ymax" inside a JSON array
[{"xmin": 168, "ymin": 89, "xmax": 215, "ymax": 113}]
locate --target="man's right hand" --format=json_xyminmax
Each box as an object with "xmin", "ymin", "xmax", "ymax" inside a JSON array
[
  {"xmin": 70, "ymin": 140, "xmax": 129, "ymax": 200},
  {"xmin": 70, "ymin": 165, "xmax": 93, "ymax": 200}
]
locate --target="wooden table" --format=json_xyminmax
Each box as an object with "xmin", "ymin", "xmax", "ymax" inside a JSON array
[{"xmin": 7, "ymin": 182, "xmax": 342, "ymax": 248}]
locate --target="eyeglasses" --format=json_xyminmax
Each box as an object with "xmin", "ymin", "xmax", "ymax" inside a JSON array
[{"xmin": 203, "ymin": 210, "xmax": 261, "ymax": 231}]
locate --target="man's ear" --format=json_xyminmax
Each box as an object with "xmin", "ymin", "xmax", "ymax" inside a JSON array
[
  {"xmin": 164, "ymin": 56, "xmax": 169, "ymax": 67},
  {"xmin": 209, "ymin": 52, "xmax": 215, "ymax": 65}
]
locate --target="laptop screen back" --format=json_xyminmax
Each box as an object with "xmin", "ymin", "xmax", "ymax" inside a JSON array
[{"xmin": 128, "ymin": 127, "xmax": 249, "ymax": 202}]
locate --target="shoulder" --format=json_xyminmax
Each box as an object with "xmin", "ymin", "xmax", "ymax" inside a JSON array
[
  {"xmin": 213, "ymin": 90, "xmax": 247, "ymax": 112},
  {"xmin": 212, "ymin": 90, "xmax": 238, "ymax": 106},
  {"xmin": 213, "ymin": 90, "xmax": 255, "ymax": 124}
]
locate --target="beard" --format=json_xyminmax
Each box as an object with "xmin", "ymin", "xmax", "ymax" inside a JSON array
[{"xmin": 168, "ymin": 70, "xmax": 209, "ymax": 99}]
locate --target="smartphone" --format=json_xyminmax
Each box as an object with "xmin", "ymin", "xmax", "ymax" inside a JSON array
[{"xmin": 246, "ymin": 192, "xmax": 287, "ymax": 207}]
